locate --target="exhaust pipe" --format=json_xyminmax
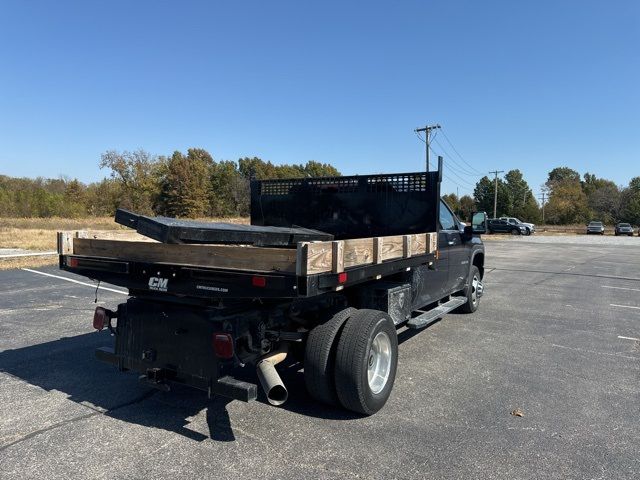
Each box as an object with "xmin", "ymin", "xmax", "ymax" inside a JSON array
[{"xmin": 256, "ymin": 345, "xmax": 288, "ymax": 406}]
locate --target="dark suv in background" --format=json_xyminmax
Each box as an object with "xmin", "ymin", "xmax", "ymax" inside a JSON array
[
  {"xmin": 499, "ymin": 217, "xmax": 535, "ymax": 235},
  {"xmin": 488, "ymin": 218, "xmax": 527, "ymax": 235}
]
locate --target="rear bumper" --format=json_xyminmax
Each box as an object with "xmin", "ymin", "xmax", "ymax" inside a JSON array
[
  {"xmin": 95, "ymin": 297, "xmax": 263, "ymax": 402},
  {"xmin": 96, "ymin": 346, "xmax": 257, "ymax": 402}
]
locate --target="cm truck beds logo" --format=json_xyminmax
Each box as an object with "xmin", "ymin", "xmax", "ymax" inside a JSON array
[{"xmin": 148, "ymin": 277, "xmax": 168, "ymax": 292}]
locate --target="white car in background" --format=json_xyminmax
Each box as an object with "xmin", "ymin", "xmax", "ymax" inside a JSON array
[{"xmin": 499, "ymin": 217, "xmax": 535, "ymax": 235}]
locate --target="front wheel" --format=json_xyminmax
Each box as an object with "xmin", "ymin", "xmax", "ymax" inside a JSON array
[
  {"xmin": 525, "ymin": 228, "xmax": 531, "ymax": 236},
  {"xmin": 334, "ymin": 310, "xmax": 398, "ymax": 415},
  {"xmin": 457, "ymin": 265, "xmax": 482, "ymax": 313}
]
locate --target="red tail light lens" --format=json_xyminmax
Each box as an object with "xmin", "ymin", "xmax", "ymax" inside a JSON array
[
  {"xmin": 213, "ymin": 333, "xmax": 234, "ymax": 359},
  {"xmin": 93, "ymin": 307, "xmax": 108, "ymax": 330},
  {"xmin": 252, "ymin": 276, "xmax": 266, "ymax": 287},
  {"xmin": 338, "ymin": 272, "xmax": 348, "ymax": 284}
]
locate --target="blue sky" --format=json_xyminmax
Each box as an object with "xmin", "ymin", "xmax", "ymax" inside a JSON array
[{"xmin": 1, "ymin": 0, "xmax": 638, "ymax": 198}]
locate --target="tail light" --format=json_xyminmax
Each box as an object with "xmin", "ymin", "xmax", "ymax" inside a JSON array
[
  {"xmin": 93, "ymin": 307, "xmax": 114, "ymax": 331},
  {"xmin": 213, "ymin": 333, "xmax": 234, "ymax": 359},
  {"xmin": 252, "ymin": 276, "xmax": 266, "ymax": 287}
]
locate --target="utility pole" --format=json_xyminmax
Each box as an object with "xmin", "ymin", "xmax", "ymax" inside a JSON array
[
  {"xmin": 538, "ymin": 191, "xmax": 547, "ymax": 224},
  {"xmin": 415, "ymin": 124, "xmax": 441, "ymax": 172},
  {"xmin": 489, "ymin": 170, "xmax": 504, "ymax": 218}
]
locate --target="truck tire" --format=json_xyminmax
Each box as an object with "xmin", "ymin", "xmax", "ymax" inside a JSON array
[
  {"xmin": 334, "ymin": 309, "xmax": 398, "ymax": 415},
  {"xmin": 304, "ymin": 307, "xmax": 355, "ymax": 406},
  {"xmin": 458, "ymin": 265, "xmax": 482, "ymax": 313},
  {"xmin": 511, "ymin": 228, "xmax": 521, "ymax": 235}
]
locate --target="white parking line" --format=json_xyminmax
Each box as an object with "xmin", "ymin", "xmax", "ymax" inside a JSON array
[
  {"xmin": 21, "ymin": 268, "xmax": 128, "ymax": 295},
  {"xmin": 610, "ymin": 304, "xmax": 640, "ymax": 310},
  {"xmin": 618, "ymin": 335, "xmax": 640, "ymax": 341},
  {"xmin": 602, "ymin": 285, "xmax": 640, "ymax": 292},
  {"xmin": 0, "ymin": 251, "xmax": 57, "ymax": 258}
]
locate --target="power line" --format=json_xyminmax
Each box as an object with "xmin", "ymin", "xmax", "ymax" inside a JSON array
[
  {"xmin": 428, "ymin": 145, "xmax": 478, "ymax": 189},
  {"xmin": 413, "ymin": 123, "xmax": 479, "ymax": 196},
  {"xmin": 432, "ymin": 137, "xmax": 483, "ymax": 177},
  {"xmin": 442, "ymin": 175, "xmax": 473, "ymax": 196},
  {"xmin": 439, "ymin": 127, "xmax": 484, "ymax": 175},
  {"xmin": 443, "ymin": 166, "xmax": 478, "ymax": 189}
]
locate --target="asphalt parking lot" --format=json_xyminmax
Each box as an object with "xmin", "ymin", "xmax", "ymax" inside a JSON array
[{"xmin": 1, "ymin": 239, "xmax": 639, "ymax": 479}]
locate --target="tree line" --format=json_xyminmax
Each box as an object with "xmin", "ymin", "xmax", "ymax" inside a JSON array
[
  {"xmin": 466, "ymin": 167, "xmax": 640, "ymax": 225},
  {"xmin": 0, "ymin": 149, "xmax": 340, "ymax": 218},
  {"xmin": 1, "ymin": 150, "xmax": 639, "ymax": 226}
]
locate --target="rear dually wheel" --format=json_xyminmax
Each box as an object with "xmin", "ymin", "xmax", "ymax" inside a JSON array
[{"xmin": 334, "ymin": 309, "xmax": 398, "ymax": 415}]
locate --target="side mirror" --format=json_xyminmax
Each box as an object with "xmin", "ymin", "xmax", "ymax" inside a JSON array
[
  {"xmin": 461, "ymin": 225, "xmax": 473, "ymax": 242},
  {"xmin": 471, "ymin": 212, "xmax": 488, "ymax": 235}
]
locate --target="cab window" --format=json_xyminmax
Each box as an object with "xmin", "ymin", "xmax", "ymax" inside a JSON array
[{"xmin": 439, "ymin": 200, "xmax": 458, "ymax": 230}]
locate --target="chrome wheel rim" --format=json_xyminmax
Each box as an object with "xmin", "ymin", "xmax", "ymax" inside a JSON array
[
  {"xmin": 471, "ymin": 274, "xmax": 480, "ymax": 305},
  {"xmin": 367, "ymin": 331, "xmax": 392, "ymax": 394}
]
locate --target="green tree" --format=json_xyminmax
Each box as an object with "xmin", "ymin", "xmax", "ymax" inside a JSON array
[
  {"xmin": 238, "ymin": 157, "xmax": 279, "ymax": 179},
  {"xmin": 473, "ymin": 176, "xmax": 511, "ymax": 217},
  {"xmin": 160, "ymin": 149, "xmax": 213, "ymax": 218},
  {"xmin": 62, "ymin": 179, "xmax": 87, "ymax": 217},
  {"xmin": 303, "ymin": 160, "xmax": 340, "ymax": 177},
  {"xmin": 100, "ymin": 149, "xmax": 164, "ymax": 214},
  {"xmin": 545, "ymin": 181, "xmax": 590, "ymax": 224},
  {"xmin": 620, "ymin": 177, "xmax": 640, "ymax": 225},
  {"xmin": 209, "ymin": 160, "xmax": 247, "ymax": 217},
  {"xmin": 85, "ymin": 178, "xmax": 121, "ymax": 216},
  {"xmin": 503, "ymin": 169, "xmax": 539, "ymax": 220},
  {"xmin": 442, "ymin": 193, "xmax": 460, "ymax": 214},
  {"xmin": 546, "ymin": 167, "xmax": 581, "ymax": 190},
  {"xmin": 459, "ymin": 195, "xmax": 475, "ymax": 221},
  {"xmin": 544, "ymin": 166, "xmax": 590, "ymax": 224},
  {"xmin": 581, "ymin": 173, "xmax": 621, "ymax": 223}
]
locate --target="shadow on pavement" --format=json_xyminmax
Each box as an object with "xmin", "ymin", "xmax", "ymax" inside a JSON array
[
  {"xmin": 0, "ymin": 331, "xmax": 238, "ymax": 442},
  {"xmin": 0, "ymin": 331, "xmax": 359, "ymax": 443}
]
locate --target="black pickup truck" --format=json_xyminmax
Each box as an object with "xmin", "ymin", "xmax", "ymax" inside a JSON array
[
  {"xmin": 58, "ymin": 159, "xmax": 487, "ymax": 415},
  {"xmin": 488, "ymin": 218, "xmax": 527, "ymax": 235}
]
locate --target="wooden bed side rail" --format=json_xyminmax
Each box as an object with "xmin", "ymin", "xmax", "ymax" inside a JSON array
[
  {"xmin": 57, "ymin": 230, "xmax": 155, "ymax": 254},
  {"xmin": 58, "ymin": 230, "xmax": 437, "ymax": 275},
  {"xmin": 296, "ymin": 232, "xmax": 438, "ymax": 275},
  {"xmin": 57, "ymin": 230, "xmax": 298, "ymax": 273}
]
